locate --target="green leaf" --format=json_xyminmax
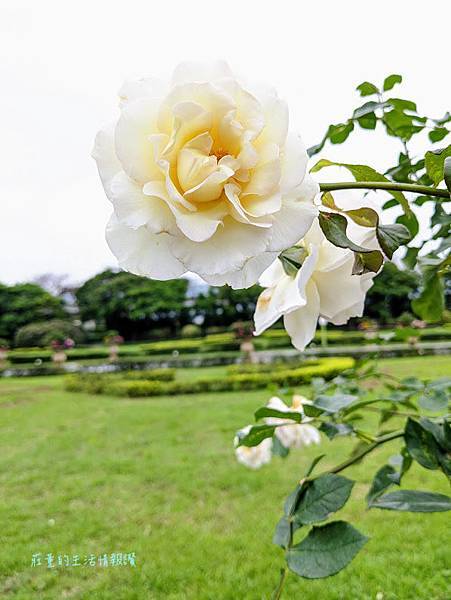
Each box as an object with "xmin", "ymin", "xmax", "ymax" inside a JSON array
[
  {"xmin": 376, "ymin": 224, "xmax": 411, "ymax": 259},
  {"xmin": 314, "ymin": 394, "xmax": 357, "ymax": 413},
  {"xmin": 387, "ymin": 97, "xmax": 416, "ymax": 111},
  {"xmin": 383, "ymin": 109, "xmax": 424, "ymax": 140},
  {"xmin": 292, "ymin": 474, "xmax": 354, "ymax": 525},
  {"xmin": 383, "ymin": 74, "xmax": 402, "ymax": 91},
  {"xmin": 284, "ymin": 484, "xmax": 304, "ymax": 517},
  {"xmin": 357, "ymin": 112, "xmax": 377, "ymax": 130},
  {"xmin": 311, "ymin": 159, "xmax": 410, "ymax": 215},
  {"xmin": 382, "ymin": 198, "xmax": 398, "ymax": 210},
  {"xmin": 444, "ymin": 157, "xmax": 451, "ymax": 193},
  {"xmin": 303, "ymin": 403, "xmax": 324, "ymax": 418},
  {"xmin": 319, "ymin": 422, "xmax": 354, "ymax": 440},
  {"xmin": 273, "ymin": 516, "xmax": 300, "ymax": 548},
  {"xmin": 321, "ymin": 192, "xmax": 379, "ymax": 228},
  {"xmin": 287, "ymin": 521, "xmax": 368, "ymax": 579},
  {"xmin": 345, "ymin": 208, "xmax": 379, "ymax": 228},
  {"xmin": 356, "ymin": 81, "xmax": 379, "ymax": 97},
  {"xmin": 403, "ymin": 247, "xmax": 420, "ymax": 269},
  {"xmin": 254, "ymin": 406, "xmax": 303, "ymax": 423},
  {"xmin": 418, "ymin": 389, "xmax": 448, "ymax": 412},
  {"xmin": 352, "ymin": 101, "xmax": 386, "ymax": 120},
  {"xmin": 369, "ymin": 490, "xmax": 451, "ymax": 512},
  {"xmin": 318, "ymin": 212, "xmax": 373, "ymax": 253},
  {"xmin": 279, "ymin": 246, "xmax": 308, "ymax": 277},
  {"xmin": 328, "ymin": 121, "xmax": 354, "ymax": 144},
  {"xmin": 237, "ymin": 424, "xmax": 276, "ymax": 447},
  {"xmin": 387, "ymin": 448, "xmax": 412, "ymax": 485},
  {"xmin": 304, "ymin": 454, "xmax": 326, "ymax": 478},
  {"xmin": 352, "ymin": 251, "xmax": 384, "ymax": 275},
  {"xmin": 272, "ymin": 434, "xmax": 290, "ymax": 458},
  {"xmin": 425, "ymin": 145, "xmax": 451, "ymax": 185},
  {"xmin": 366, "ymin": 465, "xmax": 396, "ymax": 503},
  {"xmin": 396, "ymin": 211, "xmax": 419, "ymax": 239},
  {"xmin": 404, "ymin": 418, "xmax": 440, "ymax": 470},
  {"xmin": 429, "ymin": 127, "xmax": 449, "ymax": 143}
]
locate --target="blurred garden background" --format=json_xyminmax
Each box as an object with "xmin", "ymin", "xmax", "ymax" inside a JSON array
[
  {"xmin": 2, "ymin": 0, "xmax": 451, "ymax": 597},
  {"xmin": 1, "ymin": 265, "xmax": 450, "ymax": 598}
]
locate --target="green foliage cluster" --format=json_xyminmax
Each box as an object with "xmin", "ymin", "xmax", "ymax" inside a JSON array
[
  {"xmin": 0, "ymin": 282, "xmax": 66, "ymax": 342},
  {"xmin": 308, "ymin": 73, "xmax": 450, "ymax": 324},
  {"xmin": 238, "ymin": 354, "xmax": 450, "ymax": 592},
  {"xmin": 76, "ymin": 270, "xmax": 188, "ymax": 339},
  {"xmin": 14, "ymin": 319, "xmax": 83, "ymax": 348}
]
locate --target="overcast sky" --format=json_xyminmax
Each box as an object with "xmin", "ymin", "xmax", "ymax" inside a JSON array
[{"xmin": 1, "ymin": 0, "xmax": 449, "ymax": 286}]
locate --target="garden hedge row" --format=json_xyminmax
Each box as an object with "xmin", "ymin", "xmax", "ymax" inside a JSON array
[
  {"xmin": 64, "ymin": 357, "xmax": 354, "ymax": 398},
  {"xmin": 65, "ymin": 368, "xmax": 176, "ymax": 394},
  {"xmin": 227, "ymin": 360, "xmax": 320, "ymax": 375},
  {"xmin": 6, "ymin": 325, "xmax": 450, "ymax": 364}
]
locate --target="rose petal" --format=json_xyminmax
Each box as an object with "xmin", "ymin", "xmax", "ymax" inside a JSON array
[
  {"xmin": 92, "ymin": 124, "xmax": 122, "ymax": 200},
  {"xmin": 283, "ymin": 280, "xmax": 320, "ymax": 351},
  {"xmin": 111, "ymin": 172, "xmax": 176, "ymax": 233},
  {"xmin": 105, "ymin": 214, "xmax": 185, "ymax": 280},
  {"xmin": 115, "ymin": 97, "xmax": 162, "ymax": 183}
]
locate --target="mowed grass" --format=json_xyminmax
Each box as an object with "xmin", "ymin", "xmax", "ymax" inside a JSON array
[{"xmin": 0, "ymin": 356, "xmax": 450, "ymax": 600}]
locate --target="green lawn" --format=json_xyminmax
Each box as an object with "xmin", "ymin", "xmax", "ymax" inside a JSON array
[{"xmin": 0, "ymin": 356, "xmax": 450, "ymax": 599}]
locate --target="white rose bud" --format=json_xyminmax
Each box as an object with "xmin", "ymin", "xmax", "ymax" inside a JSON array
[
  {"xmin": 265, "ymin": 395, "xmax": 321, "ymax": 449},
  {"xmin": 234, "ymin": 425, "xmax": 273, "ymax": 469}
]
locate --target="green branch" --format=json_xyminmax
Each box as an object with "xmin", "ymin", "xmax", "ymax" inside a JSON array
[
  {"xmin": 319, "ymin": 181, "xmax": 449, "ymax": 199},
  {"xmin": 318, "ymin": 430, "xmax": 405, "ymax": 478}
]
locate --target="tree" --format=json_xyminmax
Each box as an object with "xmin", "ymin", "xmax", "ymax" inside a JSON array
[
  {"xmin": 0, "ymin": 283, "xmax": 66, "ymax": 342},
  {"xmin": 193, "ymin": 284, "xmax": 262, "ymax": 330},
  {"xmin": 76, "ymin": 270, "xmax": 188, "ymax": 339},
  {"xmin": 364, "ymin": 262, "xmax": 419, "ymax": 324}
]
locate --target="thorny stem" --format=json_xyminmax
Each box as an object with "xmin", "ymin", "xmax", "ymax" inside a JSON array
[
  {"xmin": 316, "ymin": 430, "xmax": 405, "ymax": 478},
  {"xmin": 319, "ymin": 181, "xmax": 449, "ymax": 199}
]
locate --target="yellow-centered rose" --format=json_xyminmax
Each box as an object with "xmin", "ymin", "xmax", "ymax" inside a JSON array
[{"xmin": 93, "ymin": 61, "xmax": 318, "ymax": 288}]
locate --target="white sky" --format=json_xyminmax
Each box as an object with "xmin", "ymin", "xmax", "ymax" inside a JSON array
[{"xmin": 1, "ymin": 0, "xmax": 450, "ymax": 286}]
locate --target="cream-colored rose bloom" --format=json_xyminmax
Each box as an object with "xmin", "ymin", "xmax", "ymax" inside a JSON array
[
  {"xmin": 254, "ymin": 221, "xmax": 381, "ymax": 350},
  {"xmin": 265, "ymin": 395, "xmax": 321, "ymax": 449},
  {"xmin": 93, "ymin": 61, "xmax": 318, "ymax": 288},
  {"xmin": 234, "ymin": 425, "xmax": 273, "ymax": 469}
]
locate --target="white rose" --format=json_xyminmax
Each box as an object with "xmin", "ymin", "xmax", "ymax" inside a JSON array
[
  {"xmin": 265, "ymin": 395, "xmax": 321, "ymax": 449},
  {"xmin": 93, "ymin": 61, "xmax": 318, "ymax": 288},
  {"xmin": 234, "ymin": 425, "xmax": 273, "ymax": 469},
  {"xmin": 254, "ymin": 221, "xmax": 380, "ymax": 350}
]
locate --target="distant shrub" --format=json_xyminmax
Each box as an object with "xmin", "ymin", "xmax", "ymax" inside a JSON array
[
  {"xmin": 140, "ymin": 339, "xmax": 202, "ymax": 355},
  {"xmin": 397, "ymin": 312, "xmax": 414, "ymax": 327},
  {"xmin": 64, "ymin": 368, "xmax": 176, "ymax": 394},
  {"xmin": 180, "ymin": 324, "xmax": 202, "ymax": 338},
  {"xmin": 14, "ymin": 320, "xmax": 83, "ymax": 348},
  {"xmin": 227, "ymin": 359, "xmax": 319, "ymax": 375},
  {"xmin": 121, "ymin": 368, "xmax": 175, "ymax": 382}
]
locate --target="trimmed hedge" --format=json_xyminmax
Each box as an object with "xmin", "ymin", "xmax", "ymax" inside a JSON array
[
  {"xmin": 65, "ymin": 357, "xmax": 354, "ymax": 398},
  {"xmin": 140, "ymin": 339, "xmax": 203, "ymax": 355},
  {"xmin": 64, "ymin": 368, "xmax": 176, "ymax": 394},
  {"xmin": 7, "ymin": 345, "xmax": 142, "ymax": 364},
  {"xmin": 227, "ymin": 360, "xmax": 320, "ymax": 375}
]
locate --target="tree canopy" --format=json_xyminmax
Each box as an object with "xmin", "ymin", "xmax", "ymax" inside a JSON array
[
  {"xmin": 0, "ymin": 282, "xmax": 66, "ymax": 342},
  {"xmin": 364, "ymin": 262, "xmax": 419, "ymax": 323},
  {"xmin": 76, "ymin": 270, "xmax": 189, "ymax": 339}
]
